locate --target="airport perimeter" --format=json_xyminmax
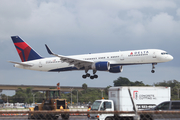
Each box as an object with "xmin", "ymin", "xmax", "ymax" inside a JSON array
[
  {"xmin": 0, "ymin": 109, "xmax": 180, "ymax": 120},
  {"xmin": 0, "ymin": 85, "xmax": 179, "ymax": 120}
]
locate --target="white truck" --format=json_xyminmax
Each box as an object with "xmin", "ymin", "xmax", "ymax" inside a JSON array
[{"xmin": 89, "ymin": 86, "xmax": 171, "ymax": 120}]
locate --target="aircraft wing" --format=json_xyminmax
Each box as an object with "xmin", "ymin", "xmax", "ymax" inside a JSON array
[
  {"xmin": 45, "ymin": 44, "xmax": 93, "ymax": 69},
  {"xmin": 8, "ymin": 61, "xmax": 33, "ymax": 67}
]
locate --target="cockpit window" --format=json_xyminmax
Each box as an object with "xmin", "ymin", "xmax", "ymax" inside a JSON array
[{"xmin": 161, "ymin": 52, "xmax": 169, "ymax": 55}]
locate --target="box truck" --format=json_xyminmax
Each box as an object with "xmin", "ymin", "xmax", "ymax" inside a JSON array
[{"xmin": 88, "ymin": 86, "xmax": 171, "ymax": 120}]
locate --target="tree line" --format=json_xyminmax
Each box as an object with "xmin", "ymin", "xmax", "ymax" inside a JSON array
[{"xmin": 1, "ymin": 77, "xmax": 180, "ymax": 104}]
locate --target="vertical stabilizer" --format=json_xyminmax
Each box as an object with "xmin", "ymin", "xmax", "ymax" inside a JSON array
[{"xmin": 11, "ymin": 36, "xmax": 42, "ymax": 62}]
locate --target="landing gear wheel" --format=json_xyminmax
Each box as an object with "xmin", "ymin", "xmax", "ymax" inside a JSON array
[
  {"xmin": 151, "ymin": 70, "xmax": 155, "ymax": 73},
  {"xmin": 82, "ymin": 73, "xmax": 91, "ymax": 79},
  {"xmin": 86, "ymin": 73, "xmax": 90, "ymax": 77},
  {"xmin": 82, "ymin": 75, "xmax": 87, "ymax": 79},
  {"xmin": 90, "ymin": 76, "xmax": 94, "ymax": 79},
  {"xmin": 94, "ymin": 74, "xmax": 98, "ymax": 78}
]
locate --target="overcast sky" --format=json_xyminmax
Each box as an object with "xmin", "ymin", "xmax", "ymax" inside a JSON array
[{"xmin": 0, "ymin": 0, "xmax": 180, "ymax": 95}]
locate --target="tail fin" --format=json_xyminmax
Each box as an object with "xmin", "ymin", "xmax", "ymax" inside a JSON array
[{"xmin": 11, "ymin": 36, "xmax": 42, "ymax": 62}]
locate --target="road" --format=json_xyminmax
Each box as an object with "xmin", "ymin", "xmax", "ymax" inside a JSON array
[{"xmin": 0, "ymin": 115, "xmax": 88, "ymax": 120}]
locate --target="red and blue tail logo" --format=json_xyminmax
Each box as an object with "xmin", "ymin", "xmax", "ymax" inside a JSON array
[{"xmin": 11, "ymin": 36, "xmax": 42, "ymax": 62}]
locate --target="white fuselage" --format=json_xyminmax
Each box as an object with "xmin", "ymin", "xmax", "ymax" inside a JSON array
[{"xmin": 14, "ymin": 49, "xmax": 173, "ymax": 73}]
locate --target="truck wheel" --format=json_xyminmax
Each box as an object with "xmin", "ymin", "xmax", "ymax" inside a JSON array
[
  {"xmin": 34, "ymin": 106, "xmax": 39, "ymax": 110},
  {"xmin": 61, "ymin": 113, "xmax": 69, "ymax": 119},
  {"xmin": 53, "ymin": 116, "xmax": 59, "ymax": 119},
  {"xmin": 140, "ymin": 114, "xmax": 152, "ymax": 120},
  {"xmin": 105, "ymin": 117, "xmax": 113, "ymax": 120},
  {"xmin": 33, "ymin": 113, "xmax": 41, "ymax": 119},
  {"xmin": 28, "ymin": 114, "xmax": 32, "ymax": 119}
]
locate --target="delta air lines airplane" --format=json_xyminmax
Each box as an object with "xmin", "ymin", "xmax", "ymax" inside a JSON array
[{"xmin": 9, "ymin": 36, "xmax": 173, "ymax": 79}]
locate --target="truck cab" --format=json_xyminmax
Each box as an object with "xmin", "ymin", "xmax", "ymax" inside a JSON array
[
  {"xmin": 89, "ymin": 87, "xmax": 171, "ymax": 120},
  {"xmin": 89, "ymin": 99, "xmax": 114, "ymax": 120}
]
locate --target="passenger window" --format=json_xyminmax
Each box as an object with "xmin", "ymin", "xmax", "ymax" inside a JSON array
[
  {"xmin": 156, "ymin": 102, "xmax": 170, "ymax": 110},
  {"xmin": 171, "ymin": 102, "xmax": 180, "ymax": 110}
]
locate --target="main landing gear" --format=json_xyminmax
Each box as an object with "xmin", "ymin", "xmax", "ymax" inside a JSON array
[
  {"xmin": 82, "ymin": 69, "xmax": 98, "ymax": 79},
  {"xmin": 151, "ymin": 63, "xmax": 157, "ymax": 73},
  {"xmin": 82, "ymin": 73, "xmax": 98, "ymax": 79}
]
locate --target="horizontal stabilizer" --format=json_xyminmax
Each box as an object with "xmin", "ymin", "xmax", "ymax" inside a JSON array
[{"xmin": 8, "ymin": 61, "xmax": 33, "ymax": 67}]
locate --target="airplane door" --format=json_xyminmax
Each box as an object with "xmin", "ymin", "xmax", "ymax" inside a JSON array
[
  {"xmin": 120, "ymin": 54, "xmax": 124, "ymax": 61},
  {"xmin": 39, "ymin": 61, "xmax": 42, "ymax": 68},
  {"xmin": 153, "ymin": 52, "xmax": 156, "ymax": 58}
]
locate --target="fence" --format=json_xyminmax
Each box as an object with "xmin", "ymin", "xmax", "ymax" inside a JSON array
[{"xmin": 0, "ymin": 110, "xmax": 180, "ymax": 120}]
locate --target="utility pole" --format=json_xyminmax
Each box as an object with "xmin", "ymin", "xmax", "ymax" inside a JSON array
[
  {"xmin": 32, "ymin": 93, "xmax": 35, "ymax": 103},
  {"xmin": 100, "ymin": 89, "xmax": 104, "ymax": 98},
  {"xmin": 77, "ymin": 90, "xmax": 78, "ymax": 105},
  {"xmin": 178, "ymin": 88, "xmax": 180, "ymax": 99},
  {"xmin": 6, "ymin": 91, "xmax": 8, "ymax": 103},
  {"xmin": 70, "ymin": 88, "xmax": 73, "ymax": 106}
]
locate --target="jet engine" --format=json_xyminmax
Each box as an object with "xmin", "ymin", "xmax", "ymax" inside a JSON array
[
  {"xmin": 91, "ymin": 62, "xmax": 110, "ymax": 71},
  {"xmin": 109, "ymin": 66, "xmax": 123, "ymax": 73}
]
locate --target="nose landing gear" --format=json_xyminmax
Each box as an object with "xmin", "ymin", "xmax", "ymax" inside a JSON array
[{"xmin": 151, "ymin": 63, "xmax": 157, "ymax": 73}]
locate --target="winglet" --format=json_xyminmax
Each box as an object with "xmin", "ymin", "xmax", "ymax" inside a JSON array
[
  {"xmin": 45, "ymin": 44, "xmax": 53, "ymax": 55},
  {"xmin": 45, "ymin": 44, "xmax": 61, "ymax": 57}
]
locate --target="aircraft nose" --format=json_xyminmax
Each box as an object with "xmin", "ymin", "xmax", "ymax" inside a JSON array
[
  {"xmin": 169, "ymin": 55, "xmax": 173, "ymax": 60},
  {"xmin": 167, "ymin": 55, "xmax": 173, "ymax": 61}
]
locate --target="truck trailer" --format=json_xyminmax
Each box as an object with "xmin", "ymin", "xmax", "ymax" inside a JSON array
[{"xmin": 88, "ymin": 86, "xmax": 171, "ymax": 120}]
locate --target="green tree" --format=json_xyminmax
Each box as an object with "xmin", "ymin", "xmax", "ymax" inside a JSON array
[
  {"xmin": 113, "ymin": 77, "xmax": 146, "ymax": 86},
  {"xmin": 104, "ymin": 86, "xmax": 111, "ymax": 96},
  {"xmin": 133, "ymin": 81, "xmax": 145, "ymax": 86},
  {"xmin": 33, "ymin": 92, "xmax": 45, "ymax": 103},
  {"xmin": 13, "ymin": 88, "xmax": 27, "ymax": 103},
  {"xmin": 113, "ymin": 77, "xmax": 131, "ymax": 86},
  {"xmin": 154, "ymin": 80, "xmax": 180, "ymax": 100},
  {"xmin": 1, "ymin": 94, "xmax": 7, "ymax": 102},
  {"xmin": 82, "ymin": 83, "xmax": 87, "ymax": 90},
  {"xmin": 11, "ymin": 87, "xmax": 34, "ymax": 103},
  {"xmin": 82, "ymin": 83, "xmax": 88, "ymax": 94},
  {"xmin": 25, "ymin": 87, "xmax": 33, "ymax": 103}
]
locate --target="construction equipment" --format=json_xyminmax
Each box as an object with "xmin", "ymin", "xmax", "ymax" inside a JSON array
[{"xmin": 28, "ymin": 83, "xmax": 69, "ymax": 119}]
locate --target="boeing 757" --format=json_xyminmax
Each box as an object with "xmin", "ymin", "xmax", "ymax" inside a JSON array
[{"xmin": 9, "ymin": 36, "xmax": 173, "ymax": 79}]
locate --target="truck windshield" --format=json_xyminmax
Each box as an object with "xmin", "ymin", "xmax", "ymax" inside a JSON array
[
  {"xmin": 47, "ymin": 91, "xmax": 60, "ymax": 99},
  {"xmin": 91, "ymin": 101, "xmax": 101, "ymax": 110}
]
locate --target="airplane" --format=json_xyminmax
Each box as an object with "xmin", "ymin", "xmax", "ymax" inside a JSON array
[{"xmin": 9, "ymin": 36, "xmax": 173, "ymax": 79}]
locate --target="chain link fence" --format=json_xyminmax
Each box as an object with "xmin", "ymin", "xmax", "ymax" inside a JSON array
[
  {"xmin": 0, "ymin": 110, "xmax": 180, "ymax": 120},
  {"xmin": 139, "ymin": 111, "xmax": 180, "ymax": 120}
]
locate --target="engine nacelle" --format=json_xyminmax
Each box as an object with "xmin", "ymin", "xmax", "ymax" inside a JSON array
[
  {"xmin": 109, "ymin": 66, "xmax": 123, "ymax": 73},
  {"xmin": 91, "ymin": 62, "xmax": 110, "ymax": 71}
]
